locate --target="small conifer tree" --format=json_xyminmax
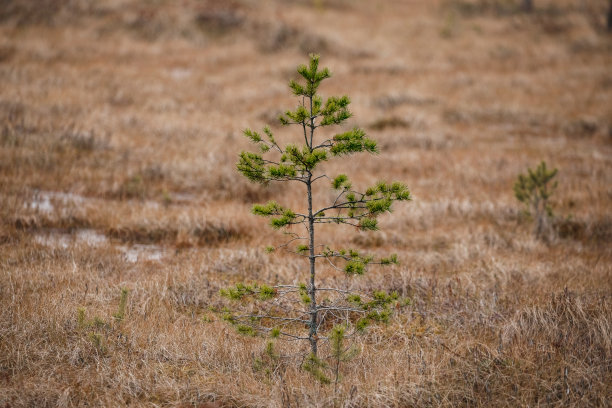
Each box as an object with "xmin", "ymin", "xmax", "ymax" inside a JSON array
[
  {"xmin": 514, "ymin": 161, "xmax": 558, "ymax": 240},
  {"xmin": 112, "ymin": 287, "xmax": 129, "ymax": 322},
  {"xmin": 222, "ymin": 55, "xmax": 411, "ymax": 371},
  {"xmin": 329, "ymin": 324, "xmax": 358, "ymax": 391}
]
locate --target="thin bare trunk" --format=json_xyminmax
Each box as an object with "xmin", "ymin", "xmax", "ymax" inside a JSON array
[
  {"xmin": 307, "ymin": 93, "xmax": 318, "ymax": 357},
  {"xmin": 307, "ymin": 176, "xmax": 317, "ymax": 356}
]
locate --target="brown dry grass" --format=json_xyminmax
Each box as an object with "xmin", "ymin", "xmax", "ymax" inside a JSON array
[{"xmin": 1, "ymin": 0, "xmax": 611, "ymax": 406}]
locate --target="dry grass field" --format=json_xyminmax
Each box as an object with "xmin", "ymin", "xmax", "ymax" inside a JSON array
[{"xmin": 1, "ymin": 0, "xmax": 611, "ymax": 406}]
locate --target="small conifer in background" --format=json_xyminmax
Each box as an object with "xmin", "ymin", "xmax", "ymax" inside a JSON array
[
  {"xmin": 113, "ymin": 287, "xmax": 129, "ymax": 322},
  {"xmin": 514, "ymin": 161, "xmax": 558, "ymax": 240},
  {"xmin": 221, "ymin": 55, "xmax": 411, "ymax": 380}
]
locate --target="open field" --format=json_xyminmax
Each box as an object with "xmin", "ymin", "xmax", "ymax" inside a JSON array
[{"xmin": 1, "ymin": 0, "xmax": 611, "ymax": 406}]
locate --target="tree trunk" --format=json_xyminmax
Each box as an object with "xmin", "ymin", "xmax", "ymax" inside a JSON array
[
  {"xmin": 307, "ymin": 94, "xmax": 318, "ymax": 357},
  {"xmin": 307, "ymin": 176, "xmax": 318, "ymax": 357}
]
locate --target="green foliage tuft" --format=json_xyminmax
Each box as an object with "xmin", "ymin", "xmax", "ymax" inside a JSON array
[
  {"xmin": 370, "ymin": 290, "xmax": 399, "ymax": 308},
  {"xmin": 259, "ymin": 284, "xmax": 276, "ymax": 300},
  {"xmin": 332, "ymin": 174, "xmax": 348, "ymax": 189},
  {"xmin": 380, "ymin": 253, "xmax": 399, "ymax": 265},
  {"xmin": 222, "ymin": 312, "xmax": 236, "ymax": 324},
  {"xmin": 303, "ymin": 353, "xmax": 331, "ymax": 384},
  {"xmin": 252, "ymin": 201, "xmax": 283, "ymax": 216},
  {"xmin": 358, "ymin": 218, "xmax": 378, "ymax": 231},
  {"xmin": 346, "ymin": 294, "xmax": 362, "ymax": 305},
  {"xmin": 366, "ymin": 198, "xmax": 392, "ymax": 214},
  {"xmin": 320, "ymin": 96, "xmax": 352, "ymax": 126},
  {"xmin": 220, "ymin": 282, "xmax": 255, "ymax": 300},
  {"xmin": 244, "ymin": 128, "xmax": 262, "ymax": 143},
  {"xmin": 330, "ymin": 128, "xmax": 377, "ymax": 155},
  {"xmin": 270, "ymin": 209, "xmax": 297, "ymax": 229},
  {"xmin": 237, "ymin": 325, "xmax": 256, "ymax": 336},
  {"xmin": 367, "ymin": 309, "xmax": 391, "ymax": 323},
  {"xmin": 355, "ymin": 317, "xmax": 370, "ymax": 331},
  {"xmin": 252, "ymin": 202, "xmax": 298, "ymax": 229},
  {"xmin": 221, "ymin": 283, "xmax": 277, "ymax": 301},
  {"xmin": 345, "ymin": 260, "xmax": 366, "ymax": 275},
  {"xmin": 268, "ymin": 164, "xmax": 296, "ymax": 179},
  {"xmin": 237, "ymin": 152, "xmax": 266, "ymax": 183}
]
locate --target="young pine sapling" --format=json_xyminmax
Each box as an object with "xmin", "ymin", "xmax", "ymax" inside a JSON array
[
  {"xmin": 222, "ymin": 55, "xmax": 411, "ymax": 378},
  {"xmin": 514, "ymin": 161, "xmax": 558, "ymax": 240}
]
